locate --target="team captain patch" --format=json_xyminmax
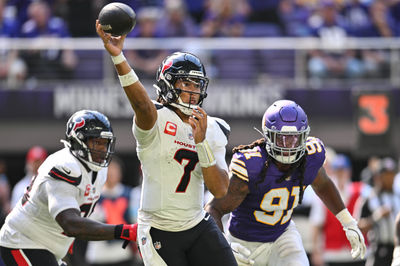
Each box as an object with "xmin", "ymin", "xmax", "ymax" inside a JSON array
[{"xmin": 49, "ymin": 167, "xmax": 82, "ymax": 186}]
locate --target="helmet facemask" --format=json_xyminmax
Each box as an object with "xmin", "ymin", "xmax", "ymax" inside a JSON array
[
  {"xmin": 68, "ymin": 131, "xmax": 115, "ymax": 172},
  {"xmin": 261, "ymin": 100, "xmax": 310, "ymax": 165},
  {"xmin": 263, "ymin": 125, "xmax": 310, "ymax": 164},
  {"xmin": 171, "ymin": 76, "xmax": 208, "ymax": 115}
]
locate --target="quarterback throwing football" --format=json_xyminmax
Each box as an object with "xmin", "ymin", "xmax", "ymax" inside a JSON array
[{"xmin": 96, "ymin": 20, "xmax": 236, "ymax": 266}]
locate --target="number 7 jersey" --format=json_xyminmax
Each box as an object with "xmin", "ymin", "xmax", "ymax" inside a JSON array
[
  {"xmin": 228, "ymin": 137, "xmax": 325, "ymax": 242},
  {"xmin": 133, "ymin": 104, "xmax": 230, "ymax": 232}
]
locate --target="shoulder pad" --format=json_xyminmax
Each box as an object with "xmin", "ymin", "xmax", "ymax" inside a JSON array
[
  {"xmin": 48, "ymin": 163, "xmax": 82, "ymax": 186},
  {"xmin": 212, "ymin": 117, "xmax": 231, "ymax": 139}
]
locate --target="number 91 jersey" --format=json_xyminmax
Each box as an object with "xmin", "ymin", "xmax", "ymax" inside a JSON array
[{"xmin": 228, "ymin": 137, "xmax": 325, "ymax": 242}]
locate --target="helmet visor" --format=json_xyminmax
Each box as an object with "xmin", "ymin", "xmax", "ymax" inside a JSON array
[
  {"xmin": 176, "ymin": 77, "xmax": 208, "ymax": 95},
  {"xmin": 265, "ymin": 128, "xmax": 309, "ymax": 164},
  {"xmin": 275, "ymin": 134, "xmax": 301, "ymax": 149}
]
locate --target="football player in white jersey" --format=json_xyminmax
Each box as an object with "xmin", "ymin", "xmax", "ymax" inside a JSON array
[
  {"xmin": 0, "ymin": 110, "xmax": 137, "ymax": 266},
  {"xmin": 96, "ymin": 21, "xmax": 237, "ymax": 265}
]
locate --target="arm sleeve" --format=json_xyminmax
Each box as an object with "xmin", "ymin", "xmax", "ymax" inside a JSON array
[{"xmin": 45, "ymin": 179, "xmax": 80, "ymax": 219}]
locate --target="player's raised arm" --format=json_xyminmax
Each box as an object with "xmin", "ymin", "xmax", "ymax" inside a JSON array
[{"xmin": 95, "ymin": 20, "xmax": 157, "ymax": 130}]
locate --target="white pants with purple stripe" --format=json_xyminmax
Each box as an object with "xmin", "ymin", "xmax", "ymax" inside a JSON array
[{"xmin": 227, "ymin": 220, "xmax": 309, "ymax": 266}]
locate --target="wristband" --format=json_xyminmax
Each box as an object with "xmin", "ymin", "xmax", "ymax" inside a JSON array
[
  {"xmin": 196, "ymin": 140, "xmax": 216, "ymax": 168},
  {"xmin": 118, "ymin": 69, "xmax": 138, "ymax": 87},
  {"xmin": 336, "ymin": 209, "xmax": 356, "ymax": 227},
  {"xmin": 111, "ymin": 52, "xmax": 126, "ymax": 65}
]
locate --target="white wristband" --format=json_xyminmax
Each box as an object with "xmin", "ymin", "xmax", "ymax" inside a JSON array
[
  {"xmin": 118, "ymin": 69, "xmax": 138, "ymax": 87},
  {"xmin": 111, "ymin": 52, "xmax": 126, "ymax": 65},
  {"xmin": 336, "ymin": 209, "xmax": 356, "ymax": 227},
  {"xmin": 196, "ymin": 140, "xmax": 216, "ymax": 168}
]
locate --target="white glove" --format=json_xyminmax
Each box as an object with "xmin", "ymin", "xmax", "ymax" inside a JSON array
[
  {"xmin": 336, "ymin": 209, "xmax": 366, "ymax": 260},
  {"xmin": 343, "ymin": 220, "xmax": 366, "ymax": 259},
  {"xmin": 224, "ymin": 234, "xmax": 255, "ymax": 265}
]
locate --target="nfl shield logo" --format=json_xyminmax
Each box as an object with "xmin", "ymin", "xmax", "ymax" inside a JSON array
[
  {"xmin": 141, "ymin": 237, "xmax": 147, "ymax": 245},
  {"xmin": 154, "ymin": 241, "xmax": 162, "ymax": 250}
]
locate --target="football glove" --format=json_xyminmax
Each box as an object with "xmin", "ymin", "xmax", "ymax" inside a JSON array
[
  {"xmin": 343, "ymin": 220, "xmax": 366, "ymax": 259},
  {"xmin": 336, "ymin": 209, "xmax": 366, "ymax": 259},
  {"xmin": 224, "ymin": 233, "xmax": 255, "ymax": 266},
  {"xmin": 114, "ymin": 223, "xmax": 138, "ymax": 249}
]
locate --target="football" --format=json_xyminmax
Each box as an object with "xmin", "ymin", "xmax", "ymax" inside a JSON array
[{"xmin": 98, "ymin": 2, "xmax": 136, "ymax": 36}]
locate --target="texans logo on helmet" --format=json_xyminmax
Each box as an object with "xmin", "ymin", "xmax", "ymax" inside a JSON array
[
  {"xmin": 73, "ymin": 118, "xmax": 85, "ymax": 131},
  {"xmin": 161, "ymin": 59, "xmax": 173, "ymax": 74},
  {"xmin": 67, "ymin": 117, "xmax": 86, "ymax": 137}
]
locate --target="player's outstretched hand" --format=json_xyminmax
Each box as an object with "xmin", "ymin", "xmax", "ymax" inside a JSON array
[
  {"xmin": 224, "ymin": 233, "xmax": 254, "ymax": 265},
  {"xmin": 115, "ymin": 223, "xmax": 138, "ymax": 249},
  {"xmin": 96, "ymin": 20, "xmax": 125, "ymax": 57},
  {"xmin": 343, "ymin": 221, "xmax": 366, "ymax": 259}
]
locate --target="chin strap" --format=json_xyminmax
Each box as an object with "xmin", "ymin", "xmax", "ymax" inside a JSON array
[{"xmin": 170, "ymin": 97, "xmax": 198, "ymax": 116}]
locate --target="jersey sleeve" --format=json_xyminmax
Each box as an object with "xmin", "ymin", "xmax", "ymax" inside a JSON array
[
  {"xmin": 45, "ymin": 178, "xmax": 80, "ymax": 219},
  {"xmin": 304, "ymin": 137, "xmax": 326, "ymax": 184},
  {"xmin": 229, "ymin": 152, "xmax": 249, "ymax": 182},
  {"xmin": 132, "ymin": 120, "xmax": 158, "ymax": 148},
  {"xmin": 47, "ymin": 158, "xmax": 83, "ymax": 186},
  {"xmin": 132, "ymin": 102, "xmax": 163, "ymax": 149}
]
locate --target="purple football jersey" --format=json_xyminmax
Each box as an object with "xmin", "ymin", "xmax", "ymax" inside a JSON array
[{"xmin": 229, "ymin": 137, "xmax": 325, "ymax": 242}]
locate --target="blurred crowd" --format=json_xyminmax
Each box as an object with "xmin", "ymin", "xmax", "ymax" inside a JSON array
[{"xmin": 0, "ymin": 0, "xmax": 399, "ymax": 88}]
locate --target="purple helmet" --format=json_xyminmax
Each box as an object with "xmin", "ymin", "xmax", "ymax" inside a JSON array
[{"xmin": 262, "ymin": 100, "xmax": 310, "ymax": 164}]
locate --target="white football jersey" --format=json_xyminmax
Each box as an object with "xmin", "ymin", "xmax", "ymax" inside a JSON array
[
  {"xmin": 0, "ymin": 148, "xmax": 107, "ymax": 260},
  {"xmin": 133, "ymin": 104, "xmax": 229, "ymax": 231}
]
